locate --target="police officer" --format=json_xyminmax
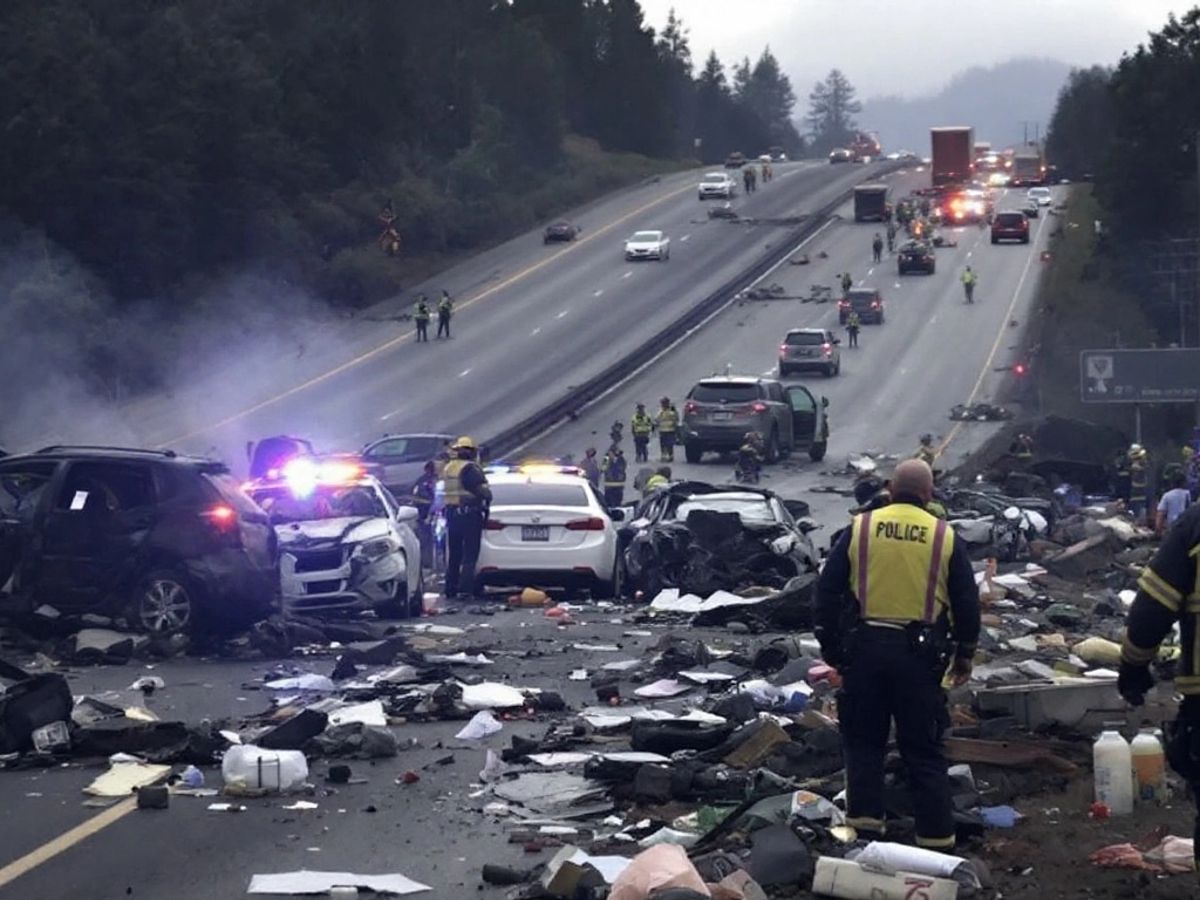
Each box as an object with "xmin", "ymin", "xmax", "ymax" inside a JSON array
[
  {"xmin": 656, "ymin": 397, "xmax": 679, "ymax": 462},
  {"xmin": 915, "ymin": 433, "xmax": 937, "ymax": 466},
  {"xmin": 414, "ymin": 296, "xmax": 431, "ymax": 343},
  {"xmin": 410, "ymin": 460, "xmax": 437, "ymax": 569},
  {"xmin": 442, "ymin": 436, "xmax": 491, "ymax": 600},
  {"xmin": 816, "ymin": 460, "xmax": 980, "ymax": 849},
  {"xmin": 841, "ymin": 271, "xmax": 853, "ymax": 298},
  {"xmin": 961, "ymin": 266, "xmax": 977, "ymax": 304},
  {"xmin": 602, "ymin": 447, "xmax": 627, "ymax": 507},
  {"xmin": 631, "ymin": 403, "xmax": 654, "ymax": 463},
  {"xmin": 581, "ymin": 447, "xmax": 600, "ymax": 490},
  {"xmin": 846, "ymin": 311, "xmax": 861, "ymax": 349},
  {"xmin": 872, "ymin": 233, "xmax": 884, "ymax": 263},
  {"xmin": 436, "ymin": 290, "xmax": 454, "ymax": 339},
  {"xmin": 1119, "ymin": 501, "xmax": 1200, "ymax": 879}
]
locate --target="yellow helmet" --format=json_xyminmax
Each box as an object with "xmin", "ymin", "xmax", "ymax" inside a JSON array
[{"xmin": 452, "ymin": 435, "xmax": 477, "ymax": 451}]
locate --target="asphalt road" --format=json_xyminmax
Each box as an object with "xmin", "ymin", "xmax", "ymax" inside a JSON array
[
  {"xmin": 85, "ymin": 160, "xmax": 897, "ymax": 468},
  {"xmin": 526, "ymin": 176, "xmax": 1059, "ymax": 535}
]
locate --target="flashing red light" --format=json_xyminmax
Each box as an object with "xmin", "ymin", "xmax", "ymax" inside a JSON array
[
  {"xmin": 751, "ymin": 401, "xmax": 768, "ymax": 413},
  {"xmin": 484, "ymin": 519, "xmax": 506, "ymax": 530},
  {"xmin": 565, "ymin": 517, "xmax": 607, "ymax": 531}
]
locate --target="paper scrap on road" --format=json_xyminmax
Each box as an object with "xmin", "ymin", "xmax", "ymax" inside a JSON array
[
  {"xmin": 634, "ymin": 679, "xmax": 692, "ymax": 699},
  {"xmin": 678, "ymin": 669, "xmax": 736, "ymax": 684},
  {"xmin": 572, "ymin": 643, "xmax": 621, "ymax": 652},
  {"xmin": 265, "ymin": 674, "xmax": 336, "ymax": 692},
  {"xmin": 427, "ymin": 652, "xmax": 494, "ymax": 666},
  {"xmin": 83, "ymin": 761, "xmax": 171, "ymax": 797},
  {"xmin": 282, "ymin": 800, "xmax": 319, "ymax": 810},
  {"xmin": 564, "ymin": 848, "xmax": 633, "ymax": 884},
  {"xmin": 529, "ymin": 752, "xmax": 594, "ymax": 767},
  {"xmin": 456, "ymin": 710, "xmax": 503, "ymax": 740},
  {"xmin": 649, "ymin": 588, "xmax": 760, "ymax": 614},
  {"xmin": 247, "ymin": 870, "xmax": 431, "ymax": 895},
  {"xmin": 327, "ymin": 699, "xmax": 387, "ymax": 728},
  {"xmin": 601, "ymin": 659, "xmax": 642, "ymax": 672},
  {"xmin": 461, "ymin": 681, "xmax": 525, "ymax": 709}
]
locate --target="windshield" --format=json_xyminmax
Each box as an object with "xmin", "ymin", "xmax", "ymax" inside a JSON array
[
  {"xmin": 631, "ymin": 231, "xmax": 661, "ymax": 242},
  {"xmin": 996, "ymin": 213, "xmax": 1025, "ymax": 225},
  {"xmin": 490, "ymin": 482, "xmax": 591, "ymax": 507},
  {"xmin": 249, "ymin": 483, "xmax": 386, "ymax": 523},
  {"xmin": 689, "ymin": 382, "xmax": 758, "ymax": 403},
  {"xmin": 671, "ymin": 496, "xmax": 777, "ymax": 525},
  {"xmin": 702, "ymin": 174, "xmax": 725, "ymax": 183},
  {"xmin": 785, "ymin": 331, "xmax": 825, "ymax": 346},
  {"xmin": 1029, "ymin": 188, "xmax": 1049, "ymax": 196}
]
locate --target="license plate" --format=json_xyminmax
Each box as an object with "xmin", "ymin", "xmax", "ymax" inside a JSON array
[
  {"xmin": 712, "ymin": 412, "xmax": 732, "ymax": 421},
  {"xmin": 521, "ymin": 525, "xmax": 550, "ymax": 541}
]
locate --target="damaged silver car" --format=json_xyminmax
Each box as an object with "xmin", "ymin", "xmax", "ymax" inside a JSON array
[{"xmin": 247, "ymin": 462, "xmax": 423, "ymax": 618}]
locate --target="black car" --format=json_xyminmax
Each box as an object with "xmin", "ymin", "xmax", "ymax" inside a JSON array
[
  {"xmin": 0, "ymin": 447, "xmax": 278, "ymax": 635},
  {"xmin": 838, "ymin": 287, "xmax": 885, "ymax": 325},
  {"xmin": 724, "ymin": 152, "xmax": 746, "ymax": 168},
  {"xmin": 897, "ymin": 240, "xmax": 936, "ymax": 275},
  {"xmin": 543, "ymin": 221, "xmax": 580, "ymax": 244}
]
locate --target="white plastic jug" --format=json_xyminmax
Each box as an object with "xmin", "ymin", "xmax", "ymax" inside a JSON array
[
  {"xmin": 1093, "ymin": 729, "xmax": 1134, "ymax": 815},
  {"xmin": 221, "ymin": 744, "xmax": 309, "ymax": 793},
  {"xmin": 1131, "ymin": 728, "xmax": 1167, "ymax": 805},
  {"xmin": 812, "ymin": 857, "xmax": 958, "ymax": 900}
]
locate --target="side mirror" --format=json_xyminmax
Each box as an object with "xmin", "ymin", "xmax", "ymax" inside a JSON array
[
  {"xmin": 608, "ymin": 508, "xmax": 625, "ymax": 522},
  {"xmin": 395, "ymin": 505, "xmax": 420, "ymax": 524},
  {"xmin": 822, "ymin": 397, "xmax": 830, "ymax": 408}
]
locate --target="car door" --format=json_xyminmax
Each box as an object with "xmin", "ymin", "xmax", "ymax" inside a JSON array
[
  {"xmin": 785, "ymin": 386, "xmax": 819, "ymax": 447},
  {"xmin": 0, "ymin": 460, "xmax": 61, "ymax": 599},
  {"xmin": 764, "ymin": 382, "xmax": 794, "ymax": 448},
  {"xmin": 39, "ymin": 461, "xmax": 159, "ymax": 610}
]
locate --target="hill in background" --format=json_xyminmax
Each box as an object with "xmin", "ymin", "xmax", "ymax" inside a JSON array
[{"xmin": 859, "ymin": 58, "xmax": 1073, "ymax": 154}]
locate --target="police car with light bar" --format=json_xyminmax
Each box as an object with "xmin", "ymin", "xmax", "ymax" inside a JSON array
[{"xmin": 245, "ymin": 457, "xmax": 423, "ymax": 618}]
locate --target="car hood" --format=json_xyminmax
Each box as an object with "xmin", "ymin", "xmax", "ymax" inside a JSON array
[{"xmin": 275, "ymin": 516, "xmax": 390, "ymax": 547}]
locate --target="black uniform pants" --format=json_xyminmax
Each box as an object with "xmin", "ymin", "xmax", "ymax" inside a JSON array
[
  {"xmin": 437, "ymin": 313, "xmax": 451, "ymax": 338},
  {"xmin": 416, "ymin": 320, "xmax": 429, "ymax": 342},
  {"xmin": 633, "ymin": 435, "xmax": 650, "ymax": 462},
  {"xmin": 848, "ymin": 327, "xmax": 859, "ymax": 348},
  {"xmin": 445, "ymin": 506, "xmax": 483, "ymax": 596},
  {"xmin": 604, "ymin": 486, "xmax": 624, "ymax": 507},
  {"xmin": 838, "ymin": 626, "xmax": 954, "ymax": 847}
]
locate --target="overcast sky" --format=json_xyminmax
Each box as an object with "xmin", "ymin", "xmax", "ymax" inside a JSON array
[{"xmin": 639, "ymin": 0, "xmax": 1191, "ymax": 99}]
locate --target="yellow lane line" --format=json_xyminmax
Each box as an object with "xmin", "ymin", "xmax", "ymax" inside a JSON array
[
  {"xmin": 159, "ymin": 177, "xmax": 697, "ymax": 446},
  {"xmin": 0, "ymin": 797, "xmax": 137, "ymax": 890}
]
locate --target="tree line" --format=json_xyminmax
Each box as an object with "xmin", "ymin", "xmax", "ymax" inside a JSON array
[{"xmin": 0, "ymin": 1, "xmax": 806, "ymax": 312}]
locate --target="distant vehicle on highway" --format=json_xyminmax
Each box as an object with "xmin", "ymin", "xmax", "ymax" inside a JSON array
[
  {"xmin": 0, "ymin": 446, "xmax": 277, "ymax": 635},
  {"xmin": 779, "ymin": 327, "xmax": 841, "ymax": 377},
  {"xmin": 698, "ymin": 172, "xmax": 737, "ymax": 200},
  {"xmin": 991, "ymin": 210, "xmax": 1031, "ymax": 244},
  {"xmin": 624, "ymin": 230, "xmax": 670, "ymax": 262},
  {"xmin": 828, "ymin": 148, "xmax": 853, "ymax": 164},
  {"xmin": 248, "ymin": 462, "xmax": 422, "ymax": 619},
  {"xmin": 475, "ymin": 468, "xmax": 622, "ymax": 598},
  {"xmin": 680, "ymin": 375, "xmax": 830, "ymax": 463},
  {"xmin": 359, "ymin": 433, "xmax": 453, "ymax": 497},
  {"xmin": 1020, "ymin": 199, "xmax": 1039, "ymax": 218},
  {"xmin": 853, "ymin": 184, "xmax": 890, "ymax": 222},
  {"xmin": 724, "ymin": 151, "xmax": 746, "ymax": 168},
  {"xmin": 1027, "ymin": 187, "xmax": 1053, "ymax": 207},
  {"xmin": 839, "ymin": 287, "xmax": 885, "ymax": 325},
  {"xmin": 768, "ymin": 146, "xmax": 788, "ymax": 162},
  {"xmin": 897, "ymin": 240, "xmax": 936, "ymax": 275},
  {"xmin": 543, "ymin": 221, "xmax": 580, "ymax": 243}
]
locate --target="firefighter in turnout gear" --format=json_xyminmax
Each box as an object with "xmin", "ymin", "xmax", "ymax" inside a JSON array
[
  {"xmin": 602, "ymin": 447, "xmax": 627, "ymax": 507},
  {"xmin": 816, "ymin": 460, "xmax": 981, "ymax": 849},
  {"xmin": 631, "ymin": 403, "xmax": 654, "ymax": 463},
  {"xmin": 442, "ymin": 436, "xmax": 491, "ymax": 599},
  {"xmin": 656, "ymin": 397, "xmax": 679, "ymax": 462},
  {"xmin": 1119, "ymin": 503, "xmax": 1200, "ymax": 880},
  {"xmin": 1129, "ymin": 444, "xmax": 1151, "ymax": 523}
]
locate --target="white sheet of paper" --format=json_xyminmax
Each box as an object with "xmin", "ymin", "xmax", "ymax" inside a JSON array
[
  {"xmin": 70, "ymin": 490, "xmax": 89, "ymax": 511},
  {"xmin": 634, "ymin": 679, "xmax": 691, "ymax": 698},
  {"xmin": 327, "ymin": 700, "xmax": 387, "ymax": 728},
  {"xmin": 247, "ymin": 870, "xmax": 431, "ymax": 895},
  {"xmin": 461, "ymin": 681, "xmax": 525, "ymax": 709}
]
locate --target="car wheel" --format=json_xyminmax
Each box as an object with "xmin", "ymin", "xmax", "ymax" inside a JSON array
[
  {"xmin": 764, "ymin": 428, "xmax": 780, "ymax": 464},
  {"xmin": 778, "ymin": 364, "xmax": 790, "ymax": 377},
  {"xmin": 132, "ymin": 568, "xmax": 197, "ymax": 635},
  {"xmin": 684, "ymin": 442, "xmax": 703, "ymax": 464},
  {"xmin": 593, "ymin": 554, "xmax": 622, "ymax": 600},
  {"xmin": 809, "ymin": 440, "xmax": 828, "ymax": 462},
  {"xmin": 1022, "ymin": 236, "xmax": 1030, "ymax": 244},
  {"xmin": 834, "ymin": 360, "xmax": 841, "ymax": 376},
  {"xmin": 824, "ymin": 363, "xmax": 834, "ymax": 377}
]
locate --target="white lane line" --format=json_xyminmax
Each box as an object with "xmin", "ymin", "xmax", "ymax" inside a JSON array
[
  {"xmin": 929, "ymin": 314, "xmax": 938, "ymax": 325},
  {"xmin": 506, "ymin": 218, "xmax": 840, "ymax": 456},
  {"xmin": 459, "ymin": 368, "xmax": 471, "ymax": 378},
  {"xmin": 593, "ymin": 289, "xmax": 604, "ymax": 297},
  {"xmin": 531, "ymin": 326, "xmax": 542, "ymax": 336},
  {"xmin": 681, "ymin": 234, "xmax": 692, "ymax": 242},
  {"xmin": 379, "ymin": 412, "xmax": 394, "ymax": 421},
  {"xmin": 622, "ymin": 271, "xmax": 633, "ymax": 279},
  {"xmin": 556, "ymin": 309, "xmax": 570, "ymax": 319},
  {"xmin": 760, "ymin": 367, "xmax": 775, "ymax": 376}
]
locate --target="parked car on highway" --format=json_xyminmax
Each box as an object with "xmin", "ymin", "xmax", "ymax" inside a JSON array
[
  {"xmin": 897, "ymin": 240, "xmax": 936, "ymax": 275},
  {"xmin": 724, "ymin": 151, "xmax": 746, "ymax": 168},
  {"xmin": 778, "ymin": 327, "xmax": 841, "ymax": 377},
  {"xmin": 247, "ymin": 460, "xmax": 422, "ymax": 619},
  {"xmin": 544, "ymin": 220, "xmax": 581, "ymax": 243},
  {"xmin": 475, "ymin": 469, "xmax": 622, "ymax": 598},
  {"xmin": 828, "ymin": 148, "xmax": 853, "ymax": 164},
  {"xmin": 838, "ymin": 287, "xmax": 885, "ymax": 325},
  {"xmin": 1027, "ymin": 187, "xmax": 1053, "ymax": 207},
  {"xmin": 991, "ymin": 210, "xmax": 1031, "ymax": 244},
  {"xmin": 359, "ymin": 433, "xmax": 453, "ymax": 498},
  {"xmin": 768, "ymin": 146, "xmax": 788, "ymax": 162},
  {"xmin": 624, "ymin": 230, "xmax": 670, "ymax": 262},
  {"xmin": 698, "ymin": 172, "xmax": 737, "ymax": 200},
  {"xmin": 680, "ymin": 376, "xmax": 830, "ymax": 463},
  {"xmin": 0, "ymin": 446, "xmax": 278, "ymax": 635},
  {"xmin": 1020, "ymin": 199, "xmax": 1039, "ymax": 218}
]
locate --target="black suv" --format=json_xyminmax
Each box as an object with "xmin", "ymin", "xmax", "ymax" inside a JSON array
[
  {"xmin": 897, "ymin": 240, "xmax": 936, "ymax": 275},
  {"xmin": 0, "ymin": 447, "xmax": 278, "ymax": 635}
]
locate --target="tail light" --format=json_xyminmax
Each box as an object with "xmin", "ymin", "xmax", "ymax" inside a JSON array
[
  {"xmin": 822, "ymin": 342, "xmax": 832, "ymax": 356},
  {"xmin": 751, "ymin": 401, "xmax": 767, "ymax": 413},
  {"xmin": 871, "ymin": 301, "xmax": 881, "ymax": 309},
  {"xmin": 202, "ymin": 503, "xmax": 237, "ymax": 532},
  {"xmin": 779, "ymin": 344, "xmax": 789, "ymax": 353},
  {"xmin": 484, "ymin": 519, "xmax": 506, "ymax": 530},
  {"xmin": 565, "ymin": 517, "xmax": 607, "ymax": 531},
  {"xmin": 684, "ymin": 401, "xmax": 698, "ymax": 414}
]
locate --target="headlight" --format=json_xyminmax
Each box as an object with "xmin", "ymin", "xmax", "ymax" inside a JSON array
[{"xmin": 357, "ymin": 538, "xmax": 399, "ymax": 562}]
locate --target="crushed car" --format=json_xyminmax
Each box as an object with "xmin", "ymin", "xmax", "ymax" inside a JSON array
[
  {"xmin": 620, "ymin": 481, "xmax": 819, "ymax": 599},
  {"xmin": 246, "ymin": 458, "xmax": 423, "ymax": 619}
]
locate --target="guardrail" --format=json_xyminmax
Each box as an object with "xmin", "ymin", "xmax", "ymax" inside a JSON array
[{"xmin": 484, "ymin": 162, "xmax": 906, "ymax": 457}]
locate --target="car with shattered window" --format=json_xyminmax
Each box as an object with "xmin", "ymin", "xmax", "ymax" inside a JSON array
[
  {"xmin": 246, "ymin": 458, "xmax": 423, "ymax": 619},
  {"xmin": 620, "ymin": 481, "xmax": 819, "ymax": 600},
  {"xmin": 0, "ymin": 446, "xmax": 278, "ymax": 635}
]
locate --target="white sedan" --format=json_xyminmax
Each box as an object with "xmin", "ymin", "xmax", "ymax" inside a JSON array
[
  {"xmin": 476, "ymin": 469, "xmax": 622, "ymax": 597},
  {"xmin": 624, "ymin": 229, "xmax": 670, "ymax": 261},
  {"xmin": 698, "ymin": 172, "xmax": 736, "ymax": 200},
  {"xmin": 1027, "ymin": 187, "xmax": 1053, "ymax": 207}
]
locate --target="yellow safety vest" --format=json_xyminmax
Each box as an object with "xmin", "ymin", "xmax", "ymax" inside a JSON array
[
  {"xmin": 631, "ymin": 413, "xmax": 654, "ymax": 436},
  {"xmin": 643, "ymin": 474, "xmax": 668, "ymax": 494},
  {"xmin": 443, "ymin": 459, "xmax": 481, "ymax": 507},
  {"xmin": 848, "ymin": 503, "xmax": 954, "ymax": 624},
  {"xmin": 657, "ymin": 408, "xmax": 679, "ymax": 433},
  {"xmin": 916, "ymin": 446, "xmax": 936, "ymax": 465}
]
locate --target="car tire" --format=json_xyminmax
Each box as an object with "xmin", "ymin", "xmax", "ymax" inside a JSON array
[
  {"xmin": 929, "ymin": 265, "xmax": 935, "ymax": 274},
  {"xmin": 833, "ymin": 360, "xmax": 841, "ymax": 376},
  {"xmin": 809, "ymin": 440, "xmax": 828, "ymax": 462},
  {"xmin": 779, "ymin": 364, "xmax": 790, "ymax": 377},
  {"xmin": 824, "ymin": 364, "xmax": 834, "ymax": 377},
  {"xmin": 991, "ymin": 237, "xmax": 998, "ymax": 244},
  {"xmin": 1022, "ymin": 235, "xmax": 1030, "ymax": 244},
  {"xmin": 131, "ymin": 568, "xmax": 198, "ymax": 635},
  {"xmin": 593, "ymin": 555, "xmax": 623, "ymax": 600},
  {"xmin": 764, "ymin": 428, "xmax": 780, "ymax": 464},
  {"xmin": 684, "ymin": 442, "xmax": 703, "ymax": 464}
]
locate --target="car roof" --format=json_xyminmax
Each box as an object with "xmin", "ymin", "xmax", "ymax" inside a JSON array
[
  {"xmin": 847, "ymin": 286, "xmax": 880, "ymax": 295},
  {"xmin": 696, "ymin": 375, "xmax": 762, "ymax": 385},
  {"xmin": 678, "ymin": 491, "xmax": 772, "ymax": 503},
  {"xmin": 703, "ymin": 172, "xmax": 728, "ymax": 177},
  {"xmin": 365, "ymin": 432, "xmax": 452, "ymax": 447},
  {"xmin": 786, "ymin": 327, "xmax": 828, "ymax": 335},
  {"xmin": 488, "ymin": 472, "xmax": 592, "ymax": 487},
  {"xmin": 8, "ymin": 446, "xmax": 224, "ymax": 467}
]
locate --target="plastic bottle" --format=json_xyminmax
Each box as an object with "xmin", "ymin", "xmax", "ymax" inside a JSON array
[
  {"xmin": 1131, "ymin": 728, "xmax": 1167, "ymax": 805},
  {"xmin": 1093, "ymin": 730, "xmax": 1134, "ymax": 815}
]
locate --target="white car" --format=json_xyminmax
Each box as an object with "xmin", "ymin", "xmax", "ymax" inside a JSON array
[
  {"xmin": 624, "ymin": 229, "xmax": 670, "ymax": 261},
  {"xmin": 1027, "ymin": 187, "xmax": 1052, "ymax": 207},
  {"xmin": 247, "ymin": 461, "xmax": 423, "ymax": 618},
  {"xmin": 698, "ymin": 172, "xmax": 736, "ymax": 200},
  {"xmin": 476, "ymin": 469, "xmax": 622, "ymax": 597}
]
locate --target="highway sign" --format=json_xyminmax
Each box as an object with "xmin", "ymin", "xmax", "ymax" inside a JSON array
[{"xmin": 1080, "ymin": 348, "xmax": 1200, "ymax": 403}]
